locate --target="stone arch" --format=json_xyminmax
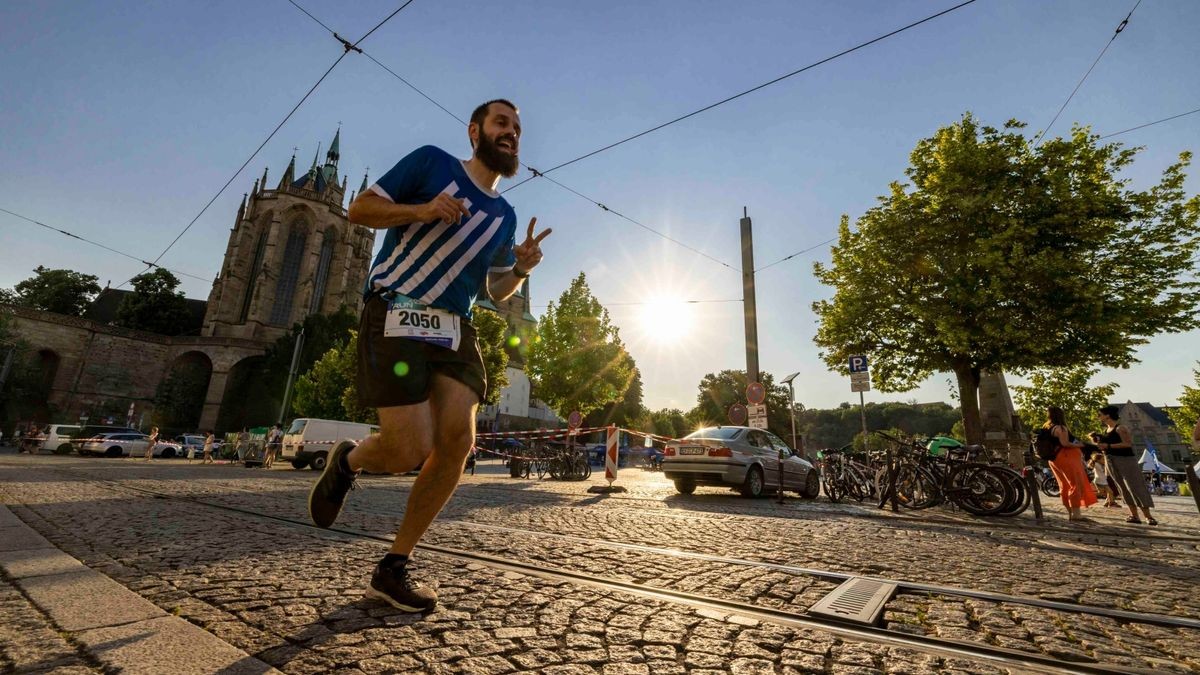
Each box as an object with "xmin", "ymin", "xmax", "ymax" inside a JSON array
[
  {"xmin": 215, "ymin": 355, "xmax": 272, "ymax": 433},
  {"xmin": 153, "ymin": 351, "xmax": 213, "ymax": 433},
  {"xmin": 35, "ymin": 349, "xmax": 60, "ymax": 393}
]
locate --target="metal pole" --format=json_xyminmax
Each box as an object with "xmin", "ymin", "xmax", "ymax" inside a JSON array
[
  {"xmin": 859, "ymin": 391, "xmax": 868, "ymax": 449},
  {"xmin": 278, "ymin": 326, "xmax": 305, "ymax": 425},
  {"xmin": 788, "ymin": 381, "xmax": 798, "ymax": 453},
  {"xmin": 740, "ymin": 207, "xmax": 759, "ymax": 385}
]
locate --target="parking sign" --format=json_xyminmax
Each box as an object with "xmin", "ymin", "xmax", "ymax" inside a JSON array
[{"xmin": 848, "ymin": 355, "xmax": 869, "ymax": 373}]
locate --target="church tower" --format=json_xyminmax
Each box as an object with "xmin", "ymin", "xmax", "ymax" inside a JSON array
[{"xmin": 202, "ymin": 129, "xmax": 376, "ymax": 342}]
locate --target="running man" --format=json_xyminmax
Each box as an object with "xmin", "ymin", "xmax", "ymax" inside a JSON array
[{"xmin": 308, "ymin": 99, "xmax": 549, "ymax": 612}]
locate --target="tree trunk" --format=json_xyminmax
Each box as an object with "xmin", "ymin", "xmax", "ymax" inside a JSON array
[{"xmin": 953, "ymin": 361, "xmax": 984, "ymax": 445}]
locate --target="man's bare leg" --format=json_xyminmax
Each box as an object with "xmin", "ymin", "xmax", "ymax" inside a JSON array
[
  {"xmin": 346, "ymin": 403, "xmax": 434, "ymax": 475},
  {"xmin": 389, "ymin": 374, "xmax": 477, "ymax": 555}
]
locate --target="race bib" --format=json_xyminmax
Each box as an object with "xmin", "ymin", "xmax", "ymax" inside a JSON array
[{"xmin": 384, "ymin": 294, "xmax": 461, "ymax": 350}]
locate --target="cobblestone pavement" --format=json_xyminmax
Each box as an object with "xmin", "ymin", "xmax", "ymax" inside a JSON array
[{"xmin": 1, "ymin": 452, "xmax": 1197, "ymax": 674}]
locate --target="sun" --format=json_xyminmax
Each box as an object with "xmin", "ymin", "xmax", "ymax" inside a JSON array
[{"xmin": 638, "ymin": 296, "xmax": 695, "ymax": 345}]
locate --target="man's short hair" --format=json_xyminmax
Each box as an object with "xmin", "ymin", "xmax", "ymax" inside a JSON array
[
  {"xmin": 470, "ymin": 99, "xmax": 518, "ymax": 129},
  {"xmin": 1099, "ymin": 405, "xmax": 1120, "ymax": 420}
]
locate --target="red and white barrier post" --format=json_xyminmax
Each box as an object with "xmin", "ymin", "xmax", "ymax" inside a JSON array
[{"xmin": 605, "ymin": 424, "xmax": 619, "ymax": 486}]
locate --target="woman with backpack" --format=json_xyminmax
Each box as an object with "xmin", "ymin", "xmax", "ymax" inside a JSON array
[
  {"xmin": 1043, "ymin": 406, "xmax": 1096, "ymax": 521},
  {"xmin": 1090, "ymin": 405, "xmax": 1156, "ymax": 526}
]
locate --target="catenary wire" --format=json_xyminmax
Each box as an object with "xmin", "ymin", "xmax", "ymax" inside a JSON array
[
  {"xmin": 301, "ymin": 5, "xmax": 742, "ymax": 272},
  {"xmin": 1031, "ymin": 0, "xmax": 1142, "ymax": 147},
  {"xmin": 531, "ymin": 299, "xmax": 743, "ymax": 309},
  {"xmin": 755, "ymin": 237, "xmax": 839, "ymax": 273},
  {"xmin": 121, "ymin": 0, "xmax": 418, "ymax": 288},
  {"xmin": 1098, "ymin": 106, "xmax": 1200, "ymax": 139},
  {"xmin": 502, "ymin": 0, "xmax": 981, "ymax": 191},
  {"xmin": 0, "ymin": 207, "xmax": 209, "ymax": 283}
]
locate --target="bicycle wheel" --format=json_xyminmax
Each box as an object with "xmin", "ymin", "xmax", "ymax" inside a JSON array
[
  {"xmin": 536, "ymin": 458, "xmax": 549, "ymax": 480},
  {"xmin": 845, "ymin": 463, "xmax": 870, "ymax": 502},
  {"xmin": 950, "ymin": 464, "xmax": 1012, "ymax": 516},
  {"xmin": 992, "ymin": 467, "xmax": 1030, "ymax": 517},
  {"xmin": 573, "ymin": 456, "xmax": 591, "ymax": 480},
  {"xmin": 822, "ymin": 462, "xmax": 843, "ymax": 503},
  {"xmin": 1041, "ymin": 473, "xmax": 1060, "ymax": 498}
]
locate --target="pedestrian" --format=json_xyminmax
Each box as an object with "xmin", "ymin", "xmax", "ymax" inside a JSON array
[
  {"xmin": 308, "ymin": 99, "xmax": 550, "ymax": 613},
  {"xmin": 1090, "ymin": 405, "xmax": 1157, "ymax": 526},
  {"xmin": 1043, "ymin": 406, "xmax": 1096, "ymax": 521},
  {"xmin": 1088, "ymin": 451, "xmax": 1116, "ymax": 507},
  {"xmin": 234, "ymin": 428, "xmax": 248, "ymax": 465},
  {"xmin": 186, "ymin": 437, "xmax": 195, "ymax": 462},
  {"xmin": 202, "ymin": 431, "xmax": 215, "ymax": 464},
  {"xmin": 264, "ymin": 423, "xmax": 282, "ymax": 469},
  {"xmin": 144, "ymin": 426, "xmax": 159, "ymax": 461}
]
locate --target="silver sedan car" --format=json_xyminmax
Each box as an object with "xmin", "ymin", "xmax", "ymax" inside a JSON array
[{"xmin": 664, "ymin": 426, "xmax": 820, "ymax": 498}]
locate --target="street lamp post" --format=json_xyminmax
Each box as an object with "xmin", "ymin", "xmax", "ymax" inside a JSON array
[{"xmin": 781, "ymin": 372, "xmax": 800, "ymax": 454}]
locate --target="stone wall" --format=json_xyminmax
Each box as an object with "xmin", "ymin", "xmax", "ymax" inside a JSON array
[{"xmin": 3, "ymin": 305, "xmax": 266, "ymax": 432}]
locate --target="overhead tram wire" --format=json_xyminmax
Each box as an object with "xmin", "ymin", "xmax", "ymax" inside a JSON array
[
  {"xmin": 282, "ymin": 0, "xmax": 742, "ymax": 273},
  {"xmin": 119, "ymin": 0, "xmax": 419, "ymax": 289},
  {"xmin": 1, "ymin": 207, "xmax": 208, "ymax": 283},
  {"xmin": 501, "ymin": 0, "xmax": 981, "ymax": 194},
  {"xmin": 1031, "ymin": 0, "xmax": 1143, "ymax": 147},
  {"xmin": 755, "ymin": 237, "xmax": 839, "ymax": 273},
  {"xmin": 532, "ymin": 298, "xmax": 743, "ymax": 309},
  {"xmin": 1099, "ymin": 106, "xmax": 1200, "ymax": 139}
]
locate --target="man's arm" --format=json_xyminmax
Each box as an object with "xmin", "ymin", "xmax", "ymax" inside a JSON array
[
  {"xmin": 487, "ymin": 269, "xmax": 525, "ymax": 302},
  {"xmin": 348, "ymin": 192, "xmax": 470, "ymax": 230}
]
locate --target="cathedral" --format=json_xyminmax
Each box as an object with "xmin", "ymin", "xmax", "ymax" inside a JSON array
[{"xmin": 3, "ymin": 129, "xmax": 545, "ymax": 434}]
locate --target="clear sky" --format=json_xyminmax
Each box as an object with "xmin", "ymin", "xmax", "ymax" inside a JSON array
[{"xmin": 2, "ymin": 0, "xmax": 1197, "ymax": 413}]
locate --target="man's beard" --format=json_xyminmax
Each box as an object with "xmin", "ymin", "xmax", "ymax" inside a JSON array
[{"xmin": 475, "ymin": 131, "xmax": 519, "ymax": 178}]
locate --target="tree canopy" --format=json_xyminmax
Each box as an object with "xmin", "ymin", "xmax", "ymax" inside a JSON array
[
  {"xmin": 114, "ymin": 268, "xmax": 191, "ymax": 335},
  {"xmin": 1012, "ymin": 366, "xmax": 1116, "ymax": 439},
  {"xmin": 472, "ymin": 308, "xmax": 511, "ymax": 406},
  {"xmin": 799, "ymin": 401, "xmax": 961, "ymax": 451},
  {"xmin": 527, "ymin": 272, "xmax": 638, "ymax": 418},
  {"xmin": 687, "ymin": 369, "xmax": 793, "ymax": 442},
  {"xmin": 1166, "ymin": 364, "xmax": 1200, "ymax": 442},
  {"xmin": 813, "ymin": 114, "xmax": 1200, "ymax": 443},
  {"xmin": 4, "ymin": 266, "xmax": 101, "ymax": 316}
]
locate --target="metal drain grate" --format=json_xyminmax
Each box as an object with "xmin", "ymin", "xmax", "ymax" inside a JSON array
[{"xmin": 808, "ymin": 577, "xmax": 897, "ymax": 626}]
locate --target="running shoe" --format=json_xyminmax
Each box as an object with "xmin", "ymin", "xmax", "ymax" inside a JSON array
[
  {"xmin": 308, "ymin": 440, "xmax": 358, "ymax": 528},
  {"xmin": 366, "ymin": 560, "xmax": 438, "ymax": 612}
]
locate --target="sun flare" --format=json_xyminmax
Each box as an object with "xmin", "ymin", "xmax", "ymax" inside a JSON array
[{"xmin": 638, "ymin": 296, "xmax": 695, "ymax": 345}]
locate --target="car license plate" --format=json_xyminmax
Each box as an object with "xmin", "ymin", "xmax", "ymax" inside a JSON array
[{"xmin": 680, "ymin": 446, "xmax": 705, "ymax": 455}]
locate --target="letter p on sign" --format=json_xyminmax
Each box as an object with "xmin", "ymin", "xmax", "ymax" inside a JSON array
[{"xmin": 849, "ymin": 355, "xmax": 869, "ymax": 373}]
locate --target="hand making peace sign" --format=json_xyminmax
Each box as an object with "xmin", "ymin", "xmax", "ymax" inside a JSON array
[{"xmin": 513, "ymin": 217, "xmax": 551, "ymax": 275}]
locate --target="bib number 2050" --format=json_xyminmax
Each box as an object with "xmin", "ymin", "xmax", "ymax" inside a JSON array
[
  {"xmin": 391, "ymin": 310, "xmax": 441, "ymax": 330},
  {"xmin": 384, "ymin": 295, "xmax": 461, "ymax": 350}
]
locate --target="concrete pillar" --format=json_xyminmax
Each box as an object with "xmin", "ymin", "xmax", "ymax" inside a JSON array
[
  {"xmin": 978, "ymin": 369, "xmax": 1027, "ymax": 466},
  {"xmin": 198, "ymin": 370, "xmax": 230, "ymax": 432}
]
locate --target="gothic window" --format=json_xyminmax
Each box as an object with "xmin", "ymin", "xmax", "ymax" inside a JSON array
[
  {"xmin": 308, "ymin": 230, "xmax": 335, "ymax": 314},
  {"xmin": 270, "ymin": 227, "xmax": 308, "ymax": 325},
  {"xmin": 238, "ymin": 230, "xmax": 268, "ymax": 323}
]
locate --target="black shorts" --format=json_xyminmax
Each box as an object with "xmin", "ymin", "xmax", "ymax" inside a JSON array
[{"xmin": 357, "ymin": 294, "xmax": 486, "ymax": 407}]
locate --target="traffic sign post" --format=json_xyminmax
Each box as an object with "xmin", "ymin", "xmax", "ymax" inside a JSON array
[
  {"xmin": 746, "ymin": 382, "xmax": 766, "ymax": 405},
  {"xmin": 747, "ymin": 404, "xmax": 768, "ymax": 430},
  {"xmin": 848, "ymin": 355, "xmax": 869, "ymax": 373},
  {"xmin": 728, "ymin": 403, "xmax": 748, "ymax": 425},
  {"xmin": 848, "ymin": 357, "xmax": 870, "ymax": 453}
]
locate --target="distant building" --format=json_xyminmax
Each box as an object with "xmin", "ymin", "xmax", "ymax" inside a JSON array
[
  {"xmin": 1111, "ymin": 401, "xmax": 1190, "ymax": 470},
  {"xmin": 475, "ymin": 280, "xmax": 559, "ymax": 430}
]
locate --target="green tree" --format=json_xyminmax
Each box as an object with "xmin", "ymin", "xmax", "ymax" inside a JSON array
[
  {"xmin": 5, "ymin": 266, "xmax": 101, "ymax": 316},
  {"xmin": 527, "ymin": 273, "xmax": 637, "ymax": 417},
  {"xmin": 813, "ymin": 114, "xmax": 1200, "ymax": 444},
  {"xmin": 114, "ymin": 268, "xmax": 191, "ymax": 335},
  {"xmin": 472, "ymin": 308, "xmax": 511, "ymax": 406},
  {"xmin": 1012, "ymin": 366, "xmax": 1116, "ymax": 438},
  {"xmin": 151, "ymin": 359, "xmax": 210, "ymax": 432},
  {"xmin": 687, "ymin": 370, "xmax": 792, "ymax": 439},
  {"xmin": 798, "ymin": 401, "xmax": 960, "ymax": 450},
  {"xmin": 1165, "ymin": 363, "xmax": 1200, "ymax": 445},
  {"xmin": 584, "ymin": 358, "xmax": 645, "ymax": 428},
  {"xmin": 647, "ymin": 408, "xmax": 691, "ymax": 439},
  {"xmin": 293, "ymin": 335, "xmax": 355, "ymax": 422}
]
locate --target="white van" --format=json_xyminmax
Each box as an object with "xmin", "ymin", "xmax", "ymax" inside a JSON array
[
  {"xmin": 282, "ymin": 418, "xmax": 378, "ymax": 470},
  {"xmin": 31, "ymin": 424, "xmax": 82, "ymax": 454}
]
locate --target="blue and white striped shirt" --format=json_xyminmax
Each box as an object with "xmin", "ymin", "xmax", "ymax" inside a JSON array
[{"xmin": 364, "ymin": 145, "xmax": 517, "ymax": 319}]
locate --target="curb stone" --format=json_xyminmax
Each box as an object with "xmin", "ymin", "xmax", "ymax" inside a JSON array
[{"xmin": 0, "ymin": 504, "xmax": 280, "ymax": 675}]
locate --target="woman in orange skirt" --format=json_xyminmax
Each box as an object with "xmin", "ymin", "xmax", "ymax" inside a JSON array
[{"xmin": 1044, "ymin": 406, "xmax": 1097, "ymax": 520}]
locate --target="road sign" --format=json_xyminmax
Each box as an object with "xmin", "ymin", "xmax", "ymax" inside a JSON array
[
  {"xmin": 748, "ymin": 403, "xmax": 768, "ymax": 429},
  {"xmin": 849, "ymin": 355, "xmax": 869, "ymax": 373},
  {"xmin": 850, "ymin": 371, "xmax": 871, "ymax": 392},
  {"xmin": 568, "ymin": 410, "xmax": 582, "ymax": 429},
  {"xmin": 728, "ymin": 403, "xmax": 748, "ymax": 425},
  {"xmin": 746, "ymin": 382, "xmax": 766, "ymax": 405}
]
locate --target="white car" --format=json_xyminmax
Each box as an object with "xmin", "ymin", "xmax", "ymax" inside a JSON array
[
  {"xmin": 79, "ymin": 432, "xmax": 149, "ymax": 458},
  {"xmin": 25, "ymin": 424, "xmax": 82, "ymax": 454},
  {"xmin": 664, "ymin": 426, "xmax": 820, "ymax": 498}
]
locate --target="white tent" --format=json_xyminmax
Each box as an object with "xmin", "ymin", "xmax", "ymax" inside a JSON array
[{"xmin": 1138, "ymin": 448, "xmax": 1183, "ymax": 474}]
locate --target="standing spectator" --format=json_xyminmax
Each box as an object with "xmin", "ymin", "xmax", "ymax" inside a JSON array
[
  {"xmin": 144, "ymin": 426, "xmax": 159, "ymax": 461},
  {"xmin": 264, "ymin": 424, "xmax": 282, "ymax": 469},
  {"xmin": 234, "ymin": 428, "xmax": 249, "ymax": 464},
  {"xmin": 1044, "ymin": 406, "xmax": 1096, "ymax": 521},
  {"xmin": 1091, "ymin": 405, "xmax": 1157, "ymax": 526},
  {"xmin": 202, "ymin": 431, "xmax": 215, "ymax": 464},
  {"xmin": 1088, "ymin": 451, "xmax": 1116, "ymax": 507}
]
